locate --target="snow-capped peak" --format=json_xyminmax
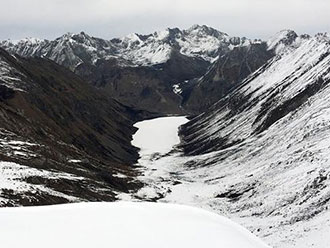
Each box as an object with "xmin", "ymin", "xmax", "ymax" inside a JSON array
[
  {"xmin": 1, "ymin": 37, "xmax": 46, "ymax": 47},
  {"xmin": 314, "ymin": 32, "xmax": 330, "ymax": 43},
  {"xmin": 113, "ymin": 25, "xmax": 232, "ymax": 65},
  {"xmin": 56, "ymin": 32, "xmax": 95, "ymax": 45},
  {"xmin": 0, "ymin": 25, "xmax": 258, "ymax": 67},
  {"xmin": 123, "ymin": 33, "xmax": 142, "ymax": 42},
  {"xmin": 185, "ymin": 24, "xmax": 228, "ymax": 39},
  {"xmin": 267, "ymin": 29, "xmax": 299, "ymax": 54},
  {"xmin": 154, "ymin": 29, "xmax": 171, "ymax": 40}
]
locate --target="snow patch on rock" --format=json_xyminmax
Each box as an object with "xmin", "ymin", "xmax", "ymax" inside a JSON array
[{"xmin": 0, "ymin": 161, "xmax": 83, "ymax": 206}]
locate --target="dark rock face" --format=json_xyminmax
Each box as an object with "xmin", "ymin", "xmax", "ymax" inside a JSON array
[
  {"xmin": 75, "ymin": 51, "xmax": 210, "ymax": 115},
  {"xmin": 0, "ymin": 48, "xmax": 142, "ymax": 206},
  {"xmin": 0, "ymin": 84, "xmax": 15, "ymax": 100},
  {"xmin": 182, "ymin": 43, "xmax": 275, "ymax": 114}
]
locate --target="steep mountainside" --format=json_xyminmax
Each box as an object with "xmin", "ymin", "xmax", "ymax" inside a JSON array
[
  {"xmin": 177, "ymin": 33, "xmax": 330, "ymax": 247},
  {"xmin": 180, "ymin": 30, "xmax": 304, "ymax": 113},
  {"xmin": 0, "ymin": 25, "xmax": 262, "ymax": 115},
  {"xmin": 181, "ymin": 42, "xmax": 274, "ymax": 113},
  {"xmin": 75, "ymin": 50, "xmax": 210, "ymax": 115},
  {"xmin": 0, "ymin": 48, "xmax": 142, "ymax": 206}
]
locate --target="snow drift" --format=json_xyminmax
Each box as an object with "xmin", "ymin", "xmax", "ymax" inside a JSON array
[{"xmin": 0, "ymin": 202, "xmax": 269, "ymax": 248}]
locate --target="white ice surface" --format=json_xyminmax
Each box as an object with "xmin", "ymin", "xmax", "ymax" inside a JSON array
[
  {"xmin": 0, "ymin": 202, "xmax": 269, "ymax": 248},
  {"xmin": 127, "ymin": 116, "xmax": 189, "ymax": 200},
  {"xmin": 132, "ymin": 116, "xmax": 188, "ymax": 157}
]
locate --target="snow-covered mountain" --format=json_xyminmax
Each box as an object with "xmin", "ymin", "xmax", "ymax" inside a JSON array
[
  {"xmin": 2, "ymin": 24, "xmax": 330, "ymax": 247},
  {"xmin": 0, "ymin": 25, "xmax": 275, "ymax": 115},
  {"xmin": 0, "ymin": 25, "xmax": 253, "ymax": 70},
  {"xmin": 0, "ymin": 48, "xmax": 143, "ymax": 206},
  {"xmin": 180, "ymin": 29, "xmax": 315, "ymax": 113},
  {"xmin": 123, "ymin": 33, "xmax": 330, "ymax": 248},
  {"xmin": 0, "ymin": 32, "xmax": 115, "ymax": 70},
  {"xmin": 111, "ymin": 25, "xmax": 240, "ymax": 65}
]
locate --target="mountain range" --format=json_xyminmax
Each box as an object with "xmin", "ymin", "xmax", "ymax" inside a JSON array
[
  {"xmin": 1, "ymin": 25, "xmax": 330, "ymax": 247},
  {"xmin": 1, "ymin": 25, "xmax": 277, "ymax": 114}
]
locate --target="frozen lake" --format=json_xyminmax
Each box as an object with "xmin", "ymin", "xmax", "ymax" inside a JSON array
[{"xmin": 132, "ymin": 116, "xmax": 189, "ymax": 162}]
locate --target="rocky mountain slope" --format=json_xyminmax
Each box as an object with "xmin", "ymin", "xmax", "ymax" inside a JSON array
[
  {"xmin": 1, "ymin": 23, "xmax": 330, "ymax": 247},
  {"xmin": 181, "ymin": 41, "xmax": 274, "ymax": 113},
  {"xmin": 179, "ymin": 32, "xmax": 330, "ymax": 247},
  {"xmin": 0, "ymin": 48, "xmax": 143, "ymax": 206},
  {"xmin": 124, "ymin": 32, "xmax": 330, "ymax": 248},
  {"xmin": 180, "ymin": 30, "xmax": 304, "ymax": 113},
  {"xmin": 0, "ymin": 25, "xmax": 266, "ymax": 115}
]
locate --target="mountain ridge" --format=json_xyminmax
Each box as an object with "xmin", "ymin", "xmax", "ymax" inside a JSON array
[
  {"xmin": 0, "ymin": 48, "xmax": 143, "ymax": 206},
  {"xmin": 0, "ymin": 25, "xmax": 260, "ymax": 70},
  {"xmin": 0, "ymin": 26, "xmax": 320, "ymax": 115}
]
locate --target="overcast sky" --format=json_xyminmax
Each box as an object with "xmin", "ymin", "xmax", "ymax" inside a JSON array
[{"xmin": 1, "ymin": 0, "xmax": 329, "ymax": 40}]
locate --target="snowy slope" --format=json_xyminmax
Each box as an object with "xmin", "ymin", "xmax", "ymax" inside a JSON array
[
  {"xmin": 0, "ymin": 48, "xmax": 141, "ymax": 206},
  {"xmin": 0, "ymin": 202, "xmax": 269, "ymax": 248},
  {"xmin": 0, "ymin": 161, "xmax": 82, "ymax": 205},
  {"xmin": 123, "ymin": 33, "xmax": 330, "ymax": 248},
  {"xmin": 0, "ymin": 53, "xmax": 26, "ymax": 91},
  {"xmin": 0, "ymin": 25, "xmax": 254, "ymax": 69}
]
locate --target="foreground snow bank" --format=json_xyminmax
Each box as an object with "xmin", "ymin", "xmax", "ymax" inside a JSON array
[{"xmin": 0, "ymin": 202, "xmax": 270, "ymax": 248}]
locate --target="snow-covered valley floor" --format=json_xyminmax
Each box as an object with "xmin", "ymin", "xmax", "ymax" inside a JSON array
[{"xmin": 120, "ymin": 116, "xmax": 330, "ymax": 248}]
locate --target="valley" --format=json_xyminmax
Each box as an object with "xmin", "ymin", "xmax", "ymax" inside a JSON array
[
  {"xmin": 125, "ymin": 115, "xmax": 330, "ymax": 248},
  {"xmin": 1, "ymin": 25, "xmax": 330, "ymax": 247}
]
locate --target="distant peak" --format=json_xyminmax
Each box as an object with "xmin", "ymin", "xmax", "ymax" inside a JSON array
[
  {"xmin": 186, "ymin": 24, "xmax": 228, "ymax": 38},
  {"xmin": 267, "ymin": 29, "xmax": 298, "ymax": 53},
  {"xmin": 13, "ymin": 37, "xmax": 45, "ymax": 45},
  {"xmin": 57, "ymin": 32, "xmax": 75, "ymax": 40},
  {"xmin": 314, "ymin": 32, "xmax": 330, "ymax": 42},
  {"xmin": 56, "ymin": 31, "xmax": 93, "ymax": 43},
  {"xmin": 269, "ymin": 30, "xmax": 298, "ymax": 43},
  {"xmin": 122, "ymin": 32, "xmax": 144, "ymax": 43},
  {"xmin": 188, "ymin": 24, "xmax": 210, "ymax": 30}
]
